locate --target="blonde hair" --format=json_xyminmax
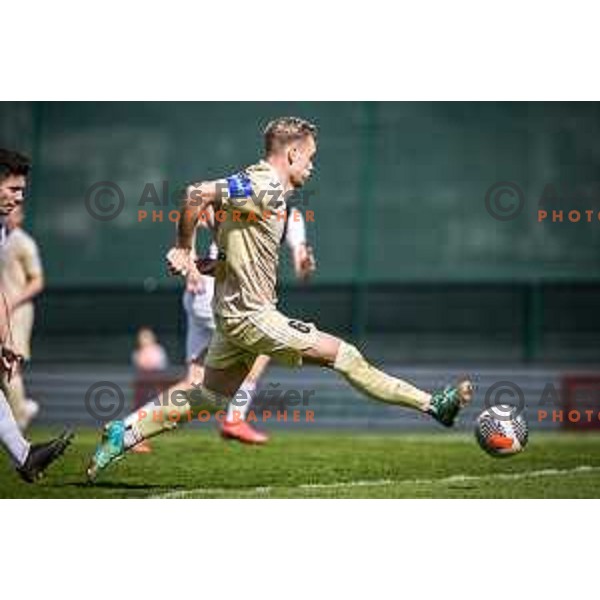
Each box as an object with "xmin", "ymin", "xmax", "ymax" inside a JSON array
[{"xmin": 264, "ymin": 117, "xmax": 317, "ymax": 155}]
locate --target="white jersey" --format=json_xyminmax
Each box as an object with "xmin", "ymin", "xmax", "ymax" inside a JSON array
[
  {"xmin": 184, "ymin": 240, "xmax": 218, "ymax": 319},
  {"xmin": 283, "ymin": 208, "xmax": 307, "ymax": 252},
  {"xmin": 0, "ymin": 219, "xmax": 7, "ymax": 248},
  {"xmin": 0, "ymin": 227, "xmax": 43, "ymax": 358}
]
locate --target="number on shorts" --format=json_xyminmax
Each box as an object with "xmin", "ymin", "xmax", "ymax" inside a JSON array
[{"xmin": 288, "ymin": 320, "xmax": 310, "ymax": 334}]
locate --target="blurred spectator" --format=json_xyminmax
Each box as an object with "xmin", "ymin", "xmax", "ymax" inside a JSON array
[{"xmin": 132, "ymin": 327, "xmax": 168, "ymax": 373}]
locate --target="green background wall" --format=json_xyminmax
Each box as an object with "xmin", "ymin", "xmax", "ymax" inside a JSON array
[{"xmin": 1, "ymin": 102, "xmax": 599, "ymax": 363}]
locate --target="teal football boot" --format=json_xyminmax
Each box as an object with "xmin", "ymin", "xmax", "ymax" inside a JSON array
[{"xmin": 87, "ymin": 420, "xmax": 126, "ymax": 482}]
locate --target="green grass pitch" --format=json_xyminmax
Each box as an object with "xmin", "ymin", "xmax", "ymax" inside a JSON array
[{"xmin": 2, "ymin": 428, "xmax": 600, "ymax": 498}]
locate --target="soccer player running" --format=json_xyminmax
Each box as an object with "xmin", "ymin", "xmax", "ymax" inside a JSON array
[
  {"xmin": 0, "ymin": 203, "xmax": 45, "ymax": 430},
  {"xmin": 87, "ymin": 118, "xmax": 472, "ymax": 480},
  {"xmin": 0, "ymin": 149, "xmax": 72, "ymax": 482}
]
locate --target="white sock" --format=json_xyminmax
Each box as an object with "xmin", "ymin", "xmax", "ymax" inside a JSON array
[
  {"xmin": 124, "ymin": 400, "xmax": 155, "ymax": 428},
  {"xmin": 226, "ymin": 382, "xmax": 256, "ymax": 423},
  {"xmin": 0, "ymin": 391, "xmax": 30, "ymax": 466},
  {"xmin": 123, "ymin": 399, "xmax": 158, "ymax": 449}
]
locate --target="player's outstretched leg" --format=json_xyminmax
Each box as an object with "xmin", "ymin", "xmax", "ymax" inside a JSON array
[
  {"xmin": 86, "ymin": 362, "xmax": 251, "ymax": 481},
  {"xmin": 87, "ymin": 373, "xmax": 204, "ymax": 481},
  {"xmin": 87, "ymin": 393, "xmax": 190, "ymax": 482},
  {"xmin": 17, "ymin": 430, "xmax": 74, "ymax": 483},
  {"xmin": 0, "ymin": 391, "xmax": 73, "ymax": 482},
  {"xmin": 303, "ymin": 333, "xmax": 473, "ymax": 427}
]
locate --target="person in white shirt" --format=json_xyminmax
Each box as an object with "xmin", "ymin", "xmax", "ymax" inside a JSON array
[{"xmin": 0, "ymin": 149, "xmax": 72, "ymax": 482}]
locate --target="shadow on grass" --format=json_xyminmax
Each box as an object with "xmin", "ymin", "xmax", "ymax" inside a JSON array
[{"xmin": 58, "ymin": 480, "xmax": 171, "ymax": 491}]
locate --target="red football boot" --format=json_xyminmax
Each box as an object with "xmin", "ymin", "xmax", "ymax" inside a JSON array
[
  {"xmin": 131, "ymin": 440, "xmax": 152, "ymax": 453},
  {"xmin": 220, "ymin": 420, "xmax": 269, "ymax": 445}
]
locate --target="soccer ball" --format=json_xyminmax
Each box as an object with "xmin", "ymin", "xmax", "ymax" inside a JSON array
[{"xmin": 475, "ymin": 405, "xmax": 528, "ymax": 457}]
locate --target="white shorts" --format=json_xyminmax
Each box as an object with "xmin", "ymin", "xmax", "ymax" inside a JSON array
[{"xmin": 183, "ymin": 282, "xmax": 216, "ymax": 362}]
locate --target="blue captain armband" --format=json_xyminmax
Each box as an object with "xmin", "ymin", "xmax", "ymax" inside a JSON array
[{"xmin": 226, "ymin": 172, "xmax": 253, "ymax": 199}]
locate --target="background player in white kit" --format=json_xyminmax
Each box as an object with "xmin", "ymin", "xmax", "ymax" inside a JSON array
[
  {"xmin": 180, "ymin": 205, "xmax": 315, "ymax": 444},
  {"xmin": 0, "ymin": 204, "xmax": 45, "ymax": 430},
  {"xmin": 0, "ymin": 149, "xmax": 71, "ymax": 482}
]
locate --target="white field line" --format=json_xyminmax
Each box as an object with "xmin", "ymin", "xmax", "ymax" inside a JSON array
[{"xmin": 148, "ymin": 465, "xmax": 600, "ymax": 499}]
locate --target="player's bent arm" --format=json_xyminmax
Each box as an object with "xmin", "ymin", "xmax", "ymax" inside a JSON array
[
  {"xmin": 0, "ymin": 346, "xmax": 24, "ymax": 379},
  {"xmin": 292, "ymin": 244, "xmax": 313, "ymax": 280},
  {"xmin": 177, "ymin": 181, "xmax": 223, "ymax": 249},
  {"xmin": 285, "ymin": 209, "xmax": 315, "ymax": 281},
  {"xmin": 9, "ymin": 274, "xmax": 44, "ymax": 310},
  {"xmin": 0, "ymin": 297, "xmax": 24, "ymax": 379},
  {"xmin": 168, "ymin": 181, "xmax": 222, "ymax": 277}
]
